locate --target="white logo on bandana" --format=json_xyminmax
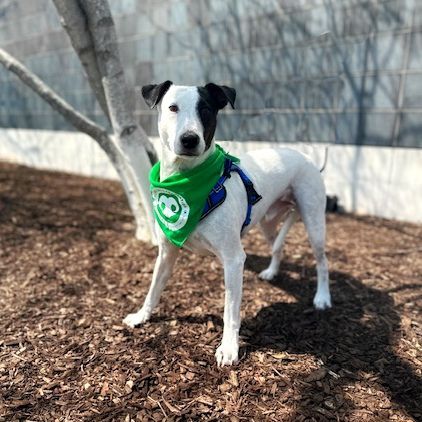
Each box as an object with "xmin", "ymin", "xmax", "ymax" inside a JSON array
[{"xmin": 151, "ymin": 188, "xmax": 190, "ymax": 231}]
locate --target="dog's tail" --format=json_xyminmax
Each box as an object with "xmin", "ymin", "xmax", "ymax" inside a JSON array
[{"xmin": 320, "ymin": 146, "xmax": 329, "ymax": 173}]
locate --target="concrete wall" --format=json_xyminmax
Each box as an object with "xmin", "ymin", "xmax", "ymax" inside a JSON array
[
  {"xmin": 0, "ymin": 128, "xmax": 420, "ymax": 223},
  {"xmin": 0, "ymin": 1, "xmax": 421, "ymax": 222},
  {"xmin": 0, "ymin": 0, "xmax": 421, "ymax": 148}
]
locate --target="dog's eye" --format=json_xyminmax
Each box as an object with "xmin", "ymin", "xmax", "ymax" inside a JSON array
[{"xmin": 169, "ymin": 104, "xmax": 179, "ymax": 113}]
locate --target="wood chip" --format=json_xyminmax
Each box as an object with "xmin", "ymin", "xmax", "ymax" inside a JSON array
[{"xmin": 304, "ymin": 368, "xmax": 328, "ymax": 383}]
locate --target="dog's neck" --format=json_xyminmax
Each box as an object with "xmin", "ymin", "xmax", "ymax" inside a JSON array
[{"xmin": 159, "ymin": 143, "xmax": 216, "ymax": 180}]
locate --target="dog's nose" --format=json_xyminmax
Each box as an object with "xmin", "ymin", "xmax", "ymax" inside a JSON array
[{"xmin": 180, "ymin": 133, "xmax": 200, "ymax": 149}]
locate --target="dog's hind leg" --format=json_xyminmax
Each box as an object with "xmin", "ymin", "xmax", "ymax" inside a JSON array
[
  {"xmin": 303, "ymin": 214, "xmax": 331, "ymax": 310},
  {"xmin": 293, "ymin": 174, "xmax": 331, "ymax": 310},
  {"xmin": 123, "ymin": 240, "xmax": 179, "ymax": 327},
  {"xmin": 259, "ymin": 216, "xmax": 277, "ymax": 247},
  {"xmin": 259, "ymin": 209, "xmax": 298, "ymax": 280}
]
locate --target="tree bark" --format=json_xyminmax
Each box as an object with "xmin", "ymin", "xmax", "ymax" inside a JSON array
[{"xmin": 0, "ymin": 48, "xmax": 109, "ymax": 150}]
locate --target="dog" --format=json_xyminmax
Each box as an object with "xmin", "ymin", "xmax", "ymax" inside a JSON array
[{"xmin": 123, "ymin": 81, "xmax": 331, "ymax": 366}]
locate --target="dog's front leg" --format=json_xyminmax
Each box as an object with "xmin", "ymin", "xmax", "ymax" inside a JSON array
[
  {"xmin": 215, "ymin": 247, "xmax": 246, "ymax": 366},
  {"xmin": 123, "ymin": 241, "xmax": 179, "ymax": 327}
]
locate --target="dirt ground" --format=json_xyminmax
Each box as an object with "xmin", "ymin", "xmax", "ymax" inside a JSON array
[{"xmin": 0, "ymin": 162, "xmax": 421, "ymax": 422}]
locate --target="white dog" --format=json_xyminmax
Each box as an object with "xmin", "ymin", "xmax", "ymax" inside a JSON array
[{"xmin": 124, "ymin": 81, "xmax": 331, "ymax": 366}]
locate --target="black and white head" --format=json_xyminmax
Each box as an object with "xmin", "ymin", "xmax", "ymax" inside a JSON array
[{"xmin": 141, "ymin": 81, "xmax": 236, "ymax": 158}]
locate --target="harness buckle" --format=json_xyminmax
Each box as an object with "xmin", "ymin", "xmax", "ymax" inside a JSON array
[{"xmin": 213, "ymin": 183, "xmax": 224, "ymax": 193}]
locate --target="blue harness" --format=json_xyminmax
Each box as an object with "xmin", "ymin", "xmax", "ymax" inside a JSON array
[{"xmin": 200, "ymin": 158, "xmax": 262, "ymax": 230}]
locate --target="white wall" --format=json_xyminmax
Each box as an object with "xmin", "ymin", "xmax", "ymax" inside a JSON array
[{"xmin": 0, "ymin": 128, "xmax": 420, "ymax": 223}]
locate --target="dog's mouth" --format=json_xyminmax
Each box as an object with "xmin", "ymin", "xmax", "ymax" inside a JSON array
[{"xmin": 179, "ymin": 151, "xmax": 200, "ymax": 157}]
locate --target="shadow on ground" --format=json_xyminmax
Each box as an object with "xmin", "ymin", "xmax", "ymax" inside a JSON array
[{"xmin": 243, "ymin": 255, "xmax": 422, "ymax": 420}]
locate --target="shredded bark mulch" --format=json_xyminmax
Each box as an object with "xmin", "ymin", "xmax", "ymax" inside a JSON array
[{"xmin": 0, "ymin": 162, "xmax": 421, "ymax": 422}]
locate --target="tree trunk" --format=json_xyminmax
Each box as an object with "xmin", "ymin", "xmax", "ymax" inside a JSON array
[{"xmin": 78, "ymin": 0, "xmax": 157, "ymax": 242}]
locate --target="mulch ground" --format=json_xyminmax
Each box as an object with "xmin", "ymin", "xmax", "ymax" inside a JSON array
[{"xmin": 0, "ymin": 162, "xmax": 421, "ymax": 422}]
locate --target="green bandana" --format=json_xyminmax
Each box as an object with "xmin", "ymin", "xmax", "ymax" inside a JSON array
[{"xmin": 150, "ymin": 145, "xmax": 239, "ymax": 247}]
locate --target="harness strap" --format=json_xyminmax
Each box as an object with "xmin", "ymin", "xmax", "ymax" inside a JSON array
[
  {"xmin": 230, "ymin": 162, "xmax": 262, "ymax": 230},
  {"xmin": 200, "ymin": 158, "xmax": 262, "ymax": 231}
]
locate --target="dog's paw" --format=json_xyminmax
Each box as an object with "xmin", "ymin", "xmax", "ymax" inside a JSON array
[
  {"xmin": 215, "ymin": 342, "xmax": 239, "ymax": 366},
  {"xmin": 123, "ymin": 309, "xmax": 150, "ymax": 328},
  {"xmin": 259, "ymin": 267, "xmax": 277, "ymax": 281},
  {"xmin": 313, "ymin": 292, "xmax": 332, "ymax": 310}
]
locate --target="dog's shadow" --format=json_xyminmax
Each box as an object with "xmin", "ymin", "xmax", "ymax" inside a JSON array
[{"xmin": 241, "ymin": 254, "xmax": 421, "ymax": 420}]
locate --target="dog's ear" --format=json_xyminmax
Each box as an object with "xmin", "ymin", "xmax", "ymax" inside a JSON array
[
  {"xmin": 204, "ymin": 83, "xmax": 236, "ymax": 110},
  {"xmin": 142, "ymin": 81, "xmax": 173, "ymax": 108}
]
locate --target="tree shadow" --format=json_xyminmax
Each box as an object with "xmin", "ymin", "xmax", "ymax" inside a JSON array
[{"xmin": 243, "ymin": 254, "xmax": 421, "ymax": 420}]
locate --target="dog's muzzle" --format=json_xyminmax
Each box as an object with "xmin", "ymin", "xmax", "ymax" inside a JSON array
[{"xmin": 180, "ymin": 132, "xmax": 200, "ymax": 155}]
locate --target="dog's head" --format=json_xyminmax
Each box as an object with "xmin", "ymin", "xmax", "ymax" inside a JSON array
[{"xmin": 142, "ymin": 81, "xmax": 235, "ymax": 158}]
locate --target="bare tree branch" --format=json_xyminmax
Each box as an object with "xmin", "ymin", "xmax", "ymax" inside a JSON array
[{"xmin": 0, "ymin": 47, "xmax": 111, "ymax": 151}]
